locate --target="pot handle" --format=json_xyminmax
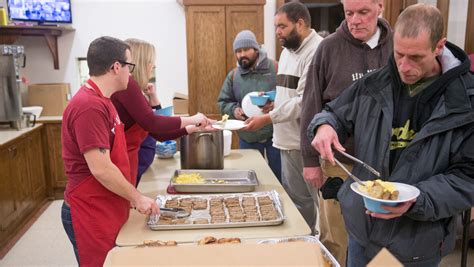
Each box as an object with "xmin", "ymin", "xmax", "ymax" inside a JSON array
[
  {"xmin": 197, "ymin": 132, "xmax": 217, "ymax": 145},
  {"xmin": 197, "ymin": 133, "xmax": 213, "ymax": 138}
]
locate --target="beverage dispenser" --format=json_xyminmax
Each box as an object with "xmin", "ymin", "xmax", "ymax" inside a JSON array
[{"xmin": 0, "ymin": 45, "xmax": 25, "ymax": 129}]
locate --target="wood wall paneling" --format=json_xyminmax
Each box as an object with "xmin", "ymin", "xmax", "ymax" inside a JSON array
[
  {"xmin": 225, "ymin": 5, "xmax": 264, "ymax": 73},
  {"xmin": 186, "ymin": 6, "xmax": 226, "ymax": 116},
  {"xmin": 465, "ymin": 0, "xmax": 474, "ymax": 54},
  {"xmin": 437, "ymin": 0, "xmax": 450, "ymax": 38},
  {"xmin": 183, "ymin": 1, "xmax": 265, "ymax": 148},
  {"xmin": 383, "ymin": 0, "xmax": 404, "ymax": 28}
]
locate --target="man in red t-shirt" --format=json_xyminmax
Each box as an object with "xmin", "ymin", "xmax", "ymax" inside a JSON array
[{"xmin": 61, "ymin": 36, "xmax": 160, "ymax": 266}]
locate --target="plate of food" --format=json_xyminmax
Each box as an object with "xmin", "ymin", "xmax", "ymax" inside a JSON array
[
  {"xmin": 212, "ymin": 119, "xmax": 246, "ymax": 131},
  {"xmin": 242, "ymin": 92, "xmax": 264, "ymax": 118},
  {"xmin": 350, "ymin": 180, "xmax": 420, "ymax": 214},
  {"xmin": 170, "ymin": 169, "xmax": 259, "ymax": 193}
]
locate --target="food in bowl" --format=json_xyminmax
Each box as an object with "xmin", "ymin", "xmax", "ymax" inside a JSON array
[
  {"xmin": 360, "ymin": 179, "xmax": 399, "ymax": 200},
  {"xmin": 173, "ymin": 173, "xmax": 204, "ymax": 184},
  {"xmin": 351, "ymin": 181, "xmax": 420, "ymax": 214}
]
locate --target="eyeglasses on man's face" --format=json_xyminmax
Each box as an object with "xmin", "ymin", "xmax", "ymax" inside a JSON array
[{"xmin": 117, "ymin": 60, "xmax": 136, "ymax": 73}]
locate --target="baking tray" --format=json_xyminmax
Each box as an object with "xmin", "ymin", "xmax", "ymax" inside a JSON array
[
  {"xmin": 170, "ymin": 169, "xmax": 259, "ymax": 193},
  {"xmin": 257, "ymin": 235, "xmax": 340, "ymax": 267},
  {"xmin": 148, "ymin": 190, "xmax": 284, "ymax": 230}
]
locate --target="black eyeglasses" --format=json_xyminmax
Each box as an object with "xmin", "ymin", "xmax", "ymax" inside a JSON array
[{"xmin": 117, "ymin": 60, "xmax": 136, "ymax": 73}]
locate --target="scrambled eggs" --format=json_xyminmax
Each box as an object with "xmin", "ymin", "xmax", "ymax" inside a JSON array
[
  {"xmin": 360, "ymin": 179, "xmax": 399, "ymax": 200},
  {"xmin": 174, "ymin": 173, "xmax": 204, "ymax": 184},
  {"xmin": 221, "ymin": 114, "xmax": 229, "ymax": 122}
]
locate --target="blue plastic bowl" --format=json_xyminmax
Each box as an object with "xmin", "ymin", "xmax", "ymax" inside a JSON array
[
  {"xmin": 362, "ymin": 197, "xmax": 398, "ymax": 214},
  {"xmin": 154, "ymin": 106, "xmax": 173, "ymax": 116},
  {"xmin": 155, "ymin": 140, "xmax": 177, "ymax": 158},
  {"xmin": 351, "ymin": 181, "xmax": 420, "ymax": 214},
  {"xmin": 265, "ymin": 90, "xmax": 276, "ymax": 101},
  {"xmin": 250, "ymin": 95, "xmax": 269, "ymax": 106}
]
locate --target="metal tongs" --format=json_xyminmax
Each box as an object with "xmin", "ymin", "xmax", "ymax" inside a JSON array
[
  {"xmin": 337, "ymin": 150, "xmax": 381, "ymax": 178},
  {"xmin": 332, "ymin": 150, "xmax": 381, "ymax": 188},
  {"xmin": 159, "ymin": 207, "xmax": 190, "ymax": 218}
]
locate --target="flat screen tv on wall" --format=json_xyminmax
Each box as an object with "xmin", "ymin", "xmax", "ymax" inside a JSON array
[{"xmin": 7, "ymin": 0, "xmax": 72, "ymax": 24}]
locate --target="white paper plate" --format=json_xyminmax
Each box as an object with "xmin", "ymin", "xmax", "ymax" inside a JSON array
[
  {"xmin": 350, "ymin": 181, "xmax": 420, "ymax": 204},
  {"xmin": 212, "ymin": 119, "xmax": 246, "ymax": 131},
  {"xmin": 242, "ymin": 92, "xmax": 263, "ymax": 118}
]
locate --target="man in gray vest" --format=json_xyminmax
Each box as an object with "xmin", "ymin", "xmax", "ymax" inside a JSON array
[{"xmin": 217, "ymin": 30, "xmax": 281, "ymax": 181}]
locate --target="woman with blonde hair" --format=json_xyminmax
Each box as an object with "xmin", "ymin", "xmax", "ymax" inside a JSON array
[{"xmin": 111, "ymin": 38, "xmax": 212, "ymax": 186}]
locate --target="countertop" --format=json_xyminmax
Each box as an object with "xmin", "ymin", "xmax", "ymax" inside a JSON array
[
  {"xmin": 0, "ymin": 124, "xmax": 43, "ymax": 147},
  {"xmin": 116, "ymin": 149, "xmax": 311, "ymax": 246},
  {"xmin": 0, "ymin": 116, "xmax": 62, "ymax": 146},
  {"xmin": 37, "ymin": 116, "xmax": 62, "ymax": 123}
]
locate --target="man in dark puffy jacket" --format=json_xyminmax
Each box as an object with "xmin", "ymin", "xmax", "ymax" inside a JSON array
[
  {"xmin": 217, "ymin": 30, "xmax": 281, "ymax": 181},
  {"xmin": 308, "ymin": 4, "xmax": 474, "ymax": 266}
]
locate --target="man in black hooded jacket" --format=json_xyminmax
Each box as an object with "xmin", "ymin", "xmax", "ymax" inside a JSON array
[{"xmin": 308, "ymin": 4, "xmax": 474, "ymax": 266}]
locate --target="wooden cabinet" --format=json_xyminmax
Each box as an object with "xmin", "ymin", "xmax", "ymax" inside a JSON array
[
  {"xmin": 29, "ymin": 130, "xmax": 47, "ymax": 200},
  {"xmin": 42, "ymin": 122, "xmax": 67, "ymax": 199},
  {"xmin": 0, "ymin": 126, "xmax": 47, "ymax": 252},
  {"xmin": 0, "ymin": 145, "xmax": 17, "ymax": 232},
  {"xmin": 182, "ymin": 0, "xmax": 265, "ymax": 119},
  {"xmin": 10, "ymin": 134, "xmax": 34, "ymax": 213}
]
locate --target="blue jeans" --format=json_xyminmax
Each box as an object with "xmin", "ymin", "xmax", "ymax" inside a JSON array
[
  {"xmin": 61, "ymin": 201, "xmax": 80, "ymax": 264},
  {"xmin": 347, "ymin": 234, "xmax": 369, "ymax": 267},
  {"xmin": 239, "ymin": 138, "xmax": 281, "ymax": 182}
]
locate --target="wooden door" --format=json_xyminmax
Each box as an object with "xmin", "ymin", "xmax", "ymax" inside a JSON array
[
  {"xmin": 28, "ymin": 130, "xmax": 46, "ymax": 200},
  {"xmin": 0, "ymin": 145, "xmax": 17, "ymax": 232},
  {"xmin": 185, "ymin": 5, "xmax": 227, "ymax": 118},
  {"xmin": 225, "ymin": 5, "xmax": 264, "ymax": 73}
]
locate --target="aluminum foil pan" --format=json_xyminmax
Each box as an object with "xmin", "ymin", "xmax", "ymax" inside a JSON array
[{"xmin": 148, "ymin": 190, "xmax": 284, "ymax": 230}]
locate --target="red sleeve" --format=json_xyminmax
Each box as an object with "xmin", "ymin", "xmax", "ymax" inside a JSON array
[
  {"xmin": 150, "ymin": 128, "xmax": 188, "ymax": 142},
  {"xmin": 112, "ymin": 78, "xmax": 182, "ymax": 133},
  {"xmin": 74, "ymin": 108, "xmax": 111, "ymax": 154}
]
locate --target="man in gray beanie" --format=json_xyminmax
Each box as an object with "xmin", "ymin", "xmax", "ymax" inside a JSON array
[{"xmin": 218, "ymin": 29, "xmax": 282, "ymax": 182}]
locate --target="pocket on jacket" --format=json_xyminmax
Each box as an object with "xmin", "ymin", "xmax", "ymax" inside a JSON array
[{"xmin": 388, "ymin": 220, "xmax": 444, "ymax": 263}]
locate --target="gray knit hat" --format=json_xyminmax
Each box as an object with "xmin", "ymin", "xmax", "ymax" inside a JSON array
[{"xmin": 233, "ymin": 30, "xmax": 259, "ymax": 51}]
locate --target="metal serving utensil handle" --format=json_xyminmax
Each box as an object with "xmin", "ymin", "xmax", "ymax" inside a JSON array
[
  {"xmin": 334, "ymin": 158, "xmax": 366, "ymax": 188},
  {"xmin": 337, "ymin": 150, "xmax": 381, "ymax": 178},
  {"xmin": 159, "ymin": 207, "xmax": 190, "ymax": 218}
]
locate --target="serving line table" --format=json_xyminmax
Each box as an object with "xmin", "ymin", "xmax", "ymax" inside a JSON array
[{"xmin": 115, "ymin": 149, "xmax": 311, "ymax": 246}]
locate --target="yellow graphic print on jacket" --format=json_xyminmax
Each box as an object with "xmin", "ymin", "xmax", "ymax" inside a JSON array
[{"xmin": 390, "ymin": 120, "xmax": 416, "ymax": 150}]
